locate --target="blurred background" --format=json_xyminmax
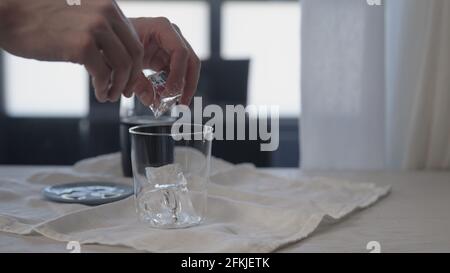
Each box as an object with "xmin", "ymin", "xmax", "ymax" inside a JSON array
[{"xmin": 0, "ymin": 0, "xmax": 301, "ymax": 167}]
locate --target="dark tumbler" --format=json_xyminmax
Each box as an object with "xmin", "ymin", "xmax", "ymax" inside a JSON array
[{"xmin": 120, "ymin": 93, "xmax": 176, "ymax": 177}]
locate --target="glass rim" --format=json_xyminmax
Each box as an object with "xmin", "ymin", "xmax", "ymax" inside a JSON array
[{"xmin": 129, "ymin": 123, "xmax": 213, "ymax": 137}]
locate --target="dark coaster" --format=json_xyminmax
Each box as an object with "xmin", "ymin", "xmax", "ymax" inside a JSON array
[{"xmin": 42, "ymin": 181, "xmax": 133, "ymax": 206}]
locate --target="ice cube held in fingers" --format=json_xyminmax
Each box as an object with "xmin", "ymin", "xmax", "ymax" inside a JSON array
[{"xmin": 148, "ymin": 71, "xmax": 182, "ymax": 118}]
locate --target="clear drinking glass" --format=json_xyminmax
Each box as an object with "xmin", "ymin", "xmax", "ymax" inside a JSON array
[
  {"xmin": 120, "ymin": 70, "xmax": 177, "ymax": 178},
  {"xmin": 129, "ymin": 123, "xmax": 213, "ymax": 229}
]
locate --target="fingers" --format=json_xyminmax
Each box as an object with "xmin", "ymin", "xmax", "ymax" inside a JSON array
[
  {"xmin": 132, "ymin": 72, "xmax": 155, "ymax": 106},
  {"xmin": 109, "ymin": 2, "xmax": 144, "ymax": 98},
  {"xmin": 127, "ymin": 48, "xmax": 169, "ymax": 105},
  {"xmin": 78, "ymin": 2, "xmax": 144, "ymax": 103},
  {"xmin": 153, "ymin": 17, "xmax": 189, "ymax": 96},
  {"xmin": 83, "ymin": 44, "xmax": 112, "ymax": 103},
  {"xmin": 181, "ymin": 52, "xmax": 201, "ymax": 105},
  {"xmin": 128, "ymin": 17, "xmax": 200, "ymax": 107},
  {"xmin": 132, "ymin": 50, "xmax": 169, "ymax": 106},
  {"xmin": 114, "ymin": 19, "xmax": 143, "ymax": 98},
  {"xmin": 142, "ymin": 36, "xmax": 161, "ymax": 66},
  {"xmin": 146, "ymin": 49, "xmax": 170, "ymax": 71},
  {"xmin": 172, "ymin": 24, "xmax": 201, "ymax": 105},
  {"xmin": 96, "ymin": 27, "xmax": 132, "ymax": 102},
  {"xmin": 113, "ymin": 22, "xmax": 143, "ymax": 98}
]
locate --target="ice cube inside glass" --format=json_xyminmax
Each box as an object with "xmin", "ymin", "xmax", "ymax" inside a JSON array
[{"xmin": 129, "ymin": 123, "xmax": 212, "ymax": 228}]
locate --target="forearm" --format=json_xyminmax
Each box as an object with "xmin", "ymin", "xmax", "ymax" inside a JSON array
[
  {"xmin": 0, "ymin": 0, "xmax": 21, "ymax": 49},
  {"xmin": 0, "ymin": 0, "xmax": 15, "ymax": 29},
  {"xmin": 0, "ymin": 0, "xmax": 7, "ymax": 16}
]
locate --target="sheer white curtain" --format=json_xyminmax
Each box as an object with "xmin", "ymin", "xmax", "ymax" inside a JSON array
[
  {"xmin": 301, "ymin": 0, "xmax": 385, "ymax": 170},
  {"xmin": 301, "ymin": 0, "xmax": 450, "ymax": 170},
  {"xmin": 386, "ymin": 0, "xmax": 450, "ymax": 169}
]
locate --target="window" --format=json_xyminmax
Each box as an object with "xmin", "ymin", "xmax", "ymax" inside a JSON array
[
  {"xmin": 2, "ymin": 1, "xmax": 209, "ymax": 118},
  {"xmin": 222, "ymin": 1, "xmax": 301, "ymax": 117},
  {"xmin": 3, "ymin": 54, "xmax": 88, "ymax": 117},
  {"xmin": 118, "ymin": 0, "xmax": 210, "ymax": 59}
]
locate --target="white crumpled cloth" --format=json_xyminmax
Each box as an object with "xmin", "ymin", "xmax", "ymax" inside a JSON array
[{"xmin": 0, "ymin": 152, "xmax": 390, "ymax": 252}]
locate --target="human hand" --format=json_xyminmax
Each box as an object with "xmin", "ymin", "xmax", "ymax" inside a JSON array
[
  {"xmin": 0, "ymin": 0, "xmax": 144, "ymax": 103},
  {"xmin": 128, "ymin": 17, "xmax": 201, "ymax": 106}
]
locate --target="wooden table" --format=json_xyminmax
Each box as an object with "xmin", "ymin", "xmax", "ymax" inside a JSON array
[{"xmin": 1, "ymin": 166, "xmax": 449, "ymax": 252}]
